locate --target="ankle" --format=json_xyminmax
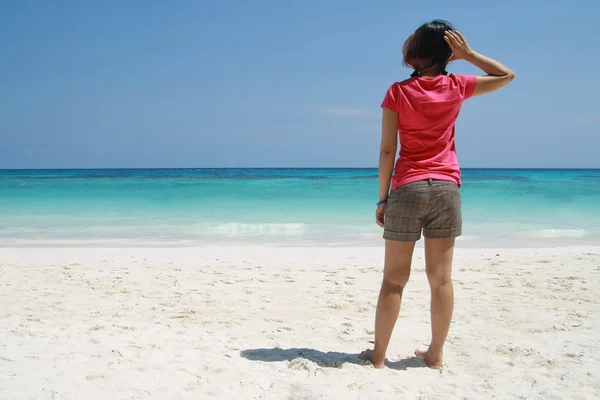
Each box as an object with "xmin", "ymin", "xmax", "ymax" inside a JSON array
[
  {"xmin": 427, "ymin": 344, "xmax": 444, "ymax": 358},
  {"xmin": 372, "ymin": 345, "xmax": 386, "ymax": 360}
]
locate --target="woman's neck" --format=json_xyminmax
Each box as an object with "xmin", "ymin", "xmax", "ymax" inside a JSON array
[{"xmin": 417, "ymin": 66, "xmax": 444, "ymax": 77}]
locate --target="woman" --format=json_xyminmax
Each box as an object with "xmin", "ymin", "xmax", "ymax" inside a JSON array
[{"xmin": 360, "ymin": 20, "xmax": 515, "ymax": 369}]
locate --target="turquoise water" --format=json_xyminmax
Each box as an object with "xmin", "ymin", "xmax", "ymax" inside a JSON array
[{"xmin": 1, "ymin": 169, "xmax": 599, "ymax": 247}]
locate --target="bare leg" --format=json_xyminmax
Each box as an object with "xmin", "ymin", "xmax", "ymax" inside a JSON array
[
  {"xmin": 415, "ymin": 237, "xmax": 455, "ymax": 369},
  {"xmin": 360, "ymin": 240, "xmax": 415, "ymax": 368}
]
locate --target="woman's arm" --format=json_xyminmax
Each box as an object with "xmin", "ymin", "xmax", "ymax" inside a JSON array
[
  {"xmin": 445, "ymin": 31, "xmax": 515, "ymax": 97},
  {"xmin": 467, "ymin": 51, "xmax": 516, "ymax": 97},
  {"xmin": 379, "ymin": 107, "xmax": 398, "ymax": 202}
]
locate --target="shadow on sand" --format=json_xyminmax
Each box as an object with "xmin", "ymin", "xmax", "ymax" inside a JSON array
[{"xmin": 240, "ymin": 347, "xmax": 428, "ymax": 371}]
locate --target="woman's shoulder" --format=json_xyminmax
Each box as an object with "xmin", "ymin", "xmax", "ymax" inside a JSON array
[
  {"xmin": 447, "ymin": 73, "xmax": 478, "ymax": 98},
  {"xmin": 447, "ymin": 73, "xmax": 477, "ymax": 85},
  {"xmin": 396, "ymin": 76, "xmax": 418, "ymax": 86},
  {"xmin": 384, "ymin": 77, "xmax": 418, "ymax": 95}
]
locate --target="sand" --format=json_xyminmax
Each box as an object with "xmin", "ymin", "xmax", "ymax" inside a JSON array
[{"xmin": 1, "ymin": 245, "xmax": 599, "ymax": 399}]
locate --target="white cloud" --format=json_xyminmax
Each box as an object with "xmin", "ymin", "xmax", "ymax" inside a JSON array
[
  {"xmin": 579, "ymin": 116, "xmax": 600, "ymax": 125},
  {"xmin": 347, "ymin": 124, "xmax": 380, "ymax": 133},
  {"xmin": 317, "ymin": 107, "xmax": 379, "ymax": 118}
]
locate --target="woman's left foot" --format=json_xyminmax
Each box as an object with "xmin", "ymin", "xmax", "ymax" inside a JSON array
[
  {"xmin": 414, "ymin": 349, "xmax": 443, "ymax": 369},
  {"xmin": 359, "ymin": 349, "xmax": 386, "ymax": 369}
]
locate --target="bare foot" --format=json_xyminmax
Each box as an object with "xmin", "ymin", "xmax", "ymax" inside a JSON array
[
  {"xmin": 359, "ymin": 349, "xmax": 385, "ymax": 369},
  {"xmin": 414, "ymin": 349, "xmax": 443, "ymax": 369}
]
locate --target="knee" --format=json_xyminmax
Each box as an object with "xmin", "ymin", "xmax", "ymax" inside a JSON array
[
  {"xmin": 426, "ymin": 267, "xmax": 451, "ymax": 288},
  {"xmin": 382, "ymin": 268, "xmax": 410, "ymax": 291}
]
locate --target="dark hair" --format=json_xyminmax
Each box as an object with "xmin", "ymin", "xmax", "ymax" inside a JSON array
[{"xmin": 402, "ymin": 19, "xmax": 454, "ymax": 76}]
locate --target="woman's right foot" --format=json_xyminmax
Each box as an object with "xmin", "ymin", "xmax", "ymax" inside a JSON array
[
  {"xmin": 414, "ymin": 349, "xmax": 443, "ymax": 369},
  {"xmin": 359, "ymin": 349, "xmax": 386, "ymax": 369}
]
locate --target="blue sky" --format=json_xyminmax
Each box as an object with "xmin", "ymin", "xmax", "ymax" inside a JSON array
[{"xmin": 1, "ymin": 0, "xmax": 598, "ymax": 169}]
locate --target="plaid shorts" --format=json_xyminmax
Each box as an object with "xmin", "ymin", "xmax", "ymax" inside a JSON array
[{"xmin": 383, "ymin": 178, "xmax": 462, "ymax": 242}]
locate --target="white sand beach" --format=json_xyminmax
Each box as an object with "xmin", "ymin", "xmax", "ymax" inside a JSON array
[{"xmin": 1, "ymin": 245, "xmax": 599, "ymax": 399}]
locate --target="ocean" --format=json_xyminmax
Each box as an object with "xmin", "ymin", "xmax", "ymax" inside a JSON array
[{"xmin": 0, "ymin": 168, "xmax": 599, "ymax": 247}]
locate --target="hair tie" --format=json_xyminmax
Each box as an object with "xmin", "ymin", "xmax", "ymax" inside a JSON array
[{"xmin": 411, "ymin": 69, "xmax": 448, "ymax": 78}]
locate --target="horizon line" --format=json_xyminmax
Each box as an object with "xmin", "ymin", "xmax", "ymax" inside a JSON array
[{"xmin": 1, "ymin": 167, "xmax": 599, "ymax": 171}]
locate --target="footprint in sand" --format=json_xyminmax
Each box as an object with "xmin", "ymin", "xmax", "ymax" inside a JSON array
[{"xmin": 85, "ymin": 375, "xmax": 105, "ymax": 381}]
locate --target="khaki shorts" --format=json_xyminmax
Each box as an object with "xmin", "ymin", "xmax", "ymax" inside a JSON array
[{"xmin": 383, "ymin": 178, "xmax": 462, "ymax": 242}]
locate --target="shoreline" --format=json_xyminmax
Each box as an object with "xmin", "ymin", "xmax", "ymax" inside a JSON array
[{"xmin": 2, "ymin": 237, "xmax": 600, "ymax": 249}]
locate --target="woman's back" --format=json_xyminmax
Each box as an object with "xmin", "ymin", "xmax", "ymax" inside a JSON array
[{"xmin": 382, "ymin": 73, "xmax": 477, "ymax": 188}]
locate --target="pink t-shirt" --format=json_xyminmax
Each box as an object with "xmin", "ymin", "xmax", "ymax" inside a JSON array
[{"xmin": 381, "ymin": 73, "xmax": 477, "ymax": 189}]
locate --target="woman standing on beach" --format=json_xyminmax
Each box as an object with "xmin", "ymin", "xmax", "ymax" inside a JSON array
[{"xmin": 361, "ymin": 20, "xmax": 515, "ymax": 369}]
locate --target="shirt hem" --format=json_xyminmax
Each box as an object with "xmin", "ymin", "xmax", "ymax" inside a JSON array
[{"xmin": 392, "ymin": 173, "xmax": 461, "ymax": 190}]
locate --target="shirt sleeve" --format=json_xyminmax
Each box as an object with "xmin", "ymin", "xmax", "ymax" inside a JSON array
[
  {"xmin": 380, "ymin": 84, "xmax": 401, "ymax": 113},
  {"xmin": 454, "ymin": 74, "xmax": 478, "ymax": 100}
]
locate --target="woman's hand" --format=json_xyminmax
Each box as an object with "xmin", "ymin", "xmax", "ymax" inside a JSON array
[
  {"xmin": 376, "ymin": 203, "xmax": 386, "ymax": 228},
  {"xmin": 445, "ymin": 30, "xmax": 474, "ymax": 61}
]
